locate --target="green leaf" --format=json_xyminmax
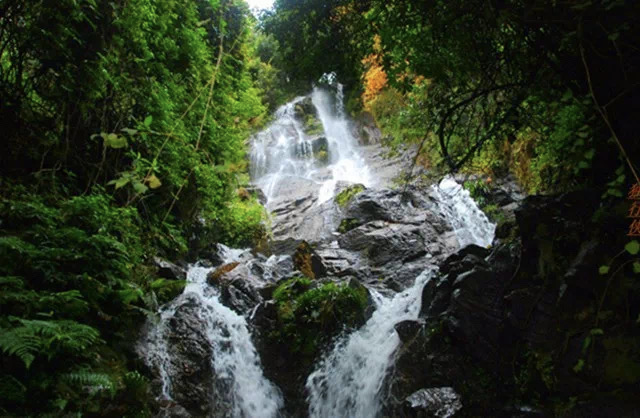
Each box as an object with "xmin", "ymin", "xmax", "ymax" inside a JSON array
[
  {"xmin": 143, "ymin": 116, "xmax": 153, "ymax": 127},
  {"xmin": 104, "ymin": 133, "xmax": 127, "ymax": 149},
  {"xmin": 108, "ymin": 176, "xmax": 131, "ymax": 190},
  {"xmin": 633, "ymin": 262, "xmax": 640, "ymax": 274},
  {"xmin": 599, "ymin": 265, "xmax": 610, "ymax": 275},
  {"xmin": 625, "ymin": 240, "xmax": 640, "ymax": 255},
  {"xmin": 573, "ymin": 359, "xmax": 585, "ymax": 373},
  {"xmin": 584, "ymin": 149, "xmax": 595, "ymax": 160},
  {"xmin": 132, "ymin": 181, "xmax": 148, "ymax": 194},
  {"xmin": 121, "ymin": 128, "xmax": 138, "ymax": 136}
]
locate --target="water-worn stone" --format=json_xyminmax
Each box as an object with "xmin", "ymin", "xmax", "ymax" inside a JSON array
[
  {"xmin": 403, "ymin": 387, "xmax": 463, "ymax": 418},
  {"xmin": 153, "ymin": 257, "xmax": 187, "ymax": 281}
]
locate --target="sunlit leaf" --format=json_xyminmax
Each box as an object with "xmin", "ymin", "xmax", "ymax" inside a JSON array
[{"xmin": 145, "ymin": 175, "xmax": 162, "ymax": 189}]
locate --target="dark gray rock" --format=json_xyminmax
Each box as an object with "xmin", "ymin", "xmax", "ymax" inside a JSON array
[{"xmin": 153, "ymin": 257, "xmax": 187, "ymax": 281}]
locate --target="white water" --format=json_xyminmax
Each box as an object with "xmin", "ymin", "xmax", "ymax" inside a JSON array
[
  {"xmin": 250, "ymin": 85, "xmax": 371, "ymax": 204},
  {"xmin": 433, "ymin": 177, "xmax": 496, "ymax": 248},
  {"xmin": 306, "ymin": 269, "xmax": 435, "ymax": 418},
  {"xmin": 143, "ymin": 247, "xmax": 283, "ymax": 418},
  {"xmin": 306, "ymin": 182, "xmax": 496, "ymax": 418}
]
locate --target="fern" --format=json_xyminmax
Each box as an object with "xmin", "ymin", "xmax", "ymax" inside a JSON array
[
  {"xmin": 0, "ymin": 319, "xmax": 101, "ymax": 368},
  {"xmin": 61, "ymin": 370, "xmax": 116, "ymax": 396}
]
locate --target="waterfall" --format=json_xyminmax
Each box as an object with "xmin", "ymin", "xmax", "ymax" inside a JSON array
[
  {"xmin": 142, "ymin": 248, "xmax": 283, "ymax": 418},
  {"xmin": 432, "ymin": 177, "xmax": 496, "ymax": 248},
  {"xmin": 143, "ymin": 84, "xmax": 499, "ymax": 418},
  {"xmin": 306, "ymin": 180, "xmax": 495, "ymax": 418},
  {"xmin": 306, "ymin": 269, "xmax": 435, "ymax": 418},
  {"xmin": 250, "ymin": 85, "xmax": 371, "ymax": 205}
]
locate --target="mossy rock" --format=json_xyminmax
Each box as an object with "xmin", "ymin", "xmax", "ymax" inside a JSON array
[
  {"xmin": 293, "ymin": 241, "xmax": 326, "ymax": 279},
  {"xmin": 338, "ymin": 218, "xmax": 361, "ymax": 234},
  {"xmin": 270, "ymin": 277, "xmax": 369, "ymax": 359},
  {"xmin": 314, "ymin": 150, "xmax": 329, "ymax": 164},
  {"xmin": 335, "ymin": 184, "xmax": 365, "ymax": 208},
  {"xmin": 304, "ymin": 114, "xmax": 324, "ymax": 136}
]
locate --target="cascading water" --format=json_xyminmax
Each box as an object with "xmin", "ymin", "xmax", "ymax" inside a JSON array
[
  {"xmin": 250, "ymin": 85, "xmax": 371, "ymax": 205},
  {"xmin": 433, "ymin": 177, "xmax": 496, "ymax": 248},
  {"xmin": 305, "ymin": 182, "xmax": 496, "ymax": 418},
  {"xmin": 306, "ymin": 269, "xmax": 436, "ymax": 418},
  {"xmin": 142, "ymin": 247, "xmax": 283, "ymax": 418}
]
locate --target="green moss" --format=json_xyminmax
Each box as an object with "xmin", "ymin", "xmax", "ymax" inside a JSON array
[
  {"xmin": 482, "ymin": 203, "xmax": 506, "ymax": 224},
  {"xmin": 338, "ymin": 218, "xmax": 361, "ymax": 234},
  {"xmin": 315, "ymin": 150, "xmax": 329, "ymax": 163},
  {"xmin": 304, "ymin": 114, "xmax": 324, "ymax": 136},
  {"xmin": 271, "ymin": 278, "xmax": 368, "ymax": 358},
  {"xmin": 335, "ymin": 184, "xmax": 365, "ymax": 208}
]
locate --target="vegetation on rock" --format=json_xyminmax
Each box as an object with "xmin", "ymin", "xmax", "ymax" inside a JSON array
[
  {"xmin": 335, "ymin": 184, "xmax": 365, "ymax": 208},
  {"xmin": 270, "ymin": 277, "xmax": 368, "ymax": 358}
]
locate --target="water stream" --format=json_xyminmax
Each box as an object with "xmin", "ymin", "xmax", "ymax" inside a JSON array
[{"xmin": 250, "ymin": 85, "xmax": 371, "ymax": 205}]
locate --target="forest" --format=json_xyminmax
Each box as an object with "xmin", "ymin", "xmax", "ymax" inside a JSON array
[{"xmin": 1, "ymin": 0, "xmax": 639, "ymax": 417}]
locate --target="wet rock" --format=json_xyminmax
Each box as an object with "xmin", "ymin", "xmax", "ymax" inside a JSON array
[
  {"xmin": 338, "ymin": 221, "xmax": 426, "ymax": 266},
  {"xmin": 388, "ymin": 190, "xmax": 640, "ymax": 416},
  {"xmin": 352, "ymin": 111, "xmax": 383, "ymax": 145},
  {"xmin": 150, "ymin": 297, "xmax": 227, "ymax": 416},
  {"xmin": 216, "ymin": 265, "xmax": 262, "ymax": 316},
  {"xmin": 293, "ymin": 96, "xmax": 317, "ymax": 119},
  {"xmin": 153, "ymin": 257, "xmax": 187, "ymax": 281},
  {"xmin": 395, "ymin": 320, "xmax": 424, "ymax": 343},
  {"xmin": 403, "ymin": 387, "xmax": 463, "ymax": 418}
]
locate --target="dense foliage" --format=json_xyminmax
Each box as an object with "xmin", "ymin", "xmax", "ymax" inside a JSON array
[{"xmin": 0, "ymin": 0, "xmax": 276, "ymax": 415}]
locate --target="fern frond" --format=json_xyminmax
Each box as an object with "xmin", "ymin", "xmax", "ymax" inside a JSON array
[
  {"xmin": 60, "ymin": 370, "xmax": 116, "ymax": 396},
  {"xmin": 0, "ymin": 327, "xmax": 39, "ymax": 368},
  {"xmin": 0, "ymin": 276, "xmax": 25, "ymax": 288},
  {"xmin": 0, "ymin": 319, "xmax": 101, "ymax": 368}
]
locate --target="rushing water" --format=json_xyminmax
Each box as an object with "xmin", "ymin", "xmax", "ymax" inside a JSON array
[
  {"xmin": 250, "ymin": 85, "xmax": 371, "ymax": 204},
  {"xmin": 305, "ymin": 179, "xmax": 495, "ymax": 418},
  {"xmin": 142, "ymin": 247, "xmax": 283, "ymax": 418},
  {"xmin": 433, "ymin": 177, "xmax": 496, "ymax": 248},
  {"xmin": 306, "ymin": 269, "xmax": 436, "ymax": 418}
]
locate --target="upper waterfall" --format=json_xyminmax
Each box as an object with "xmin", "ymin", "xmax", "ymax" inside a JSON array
[{"xmin": 250, "ymin": 85, "xmax": 372, "ymax": 205}]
